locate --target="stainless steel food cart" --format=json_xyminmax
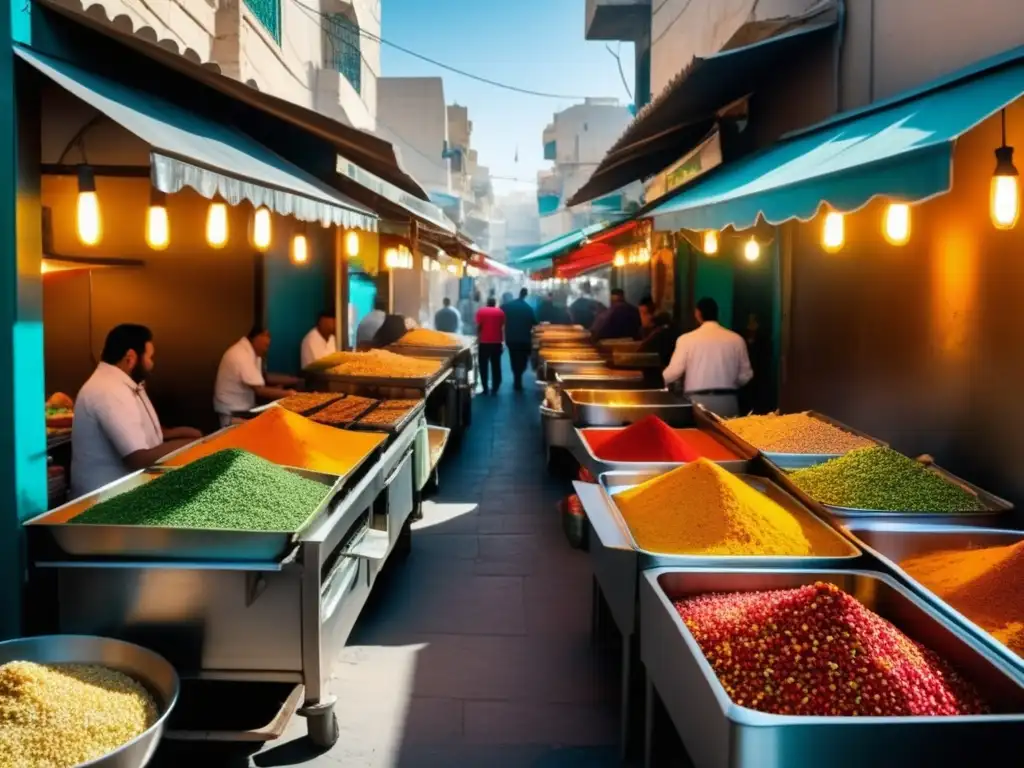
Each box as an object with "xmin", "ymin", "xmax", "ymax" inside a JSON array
[
  {"xmin": 562, "ymin": 390, "xmax": 690, "ymax": 428},
  {"xmin": 24, "ymin": 414, "xmax": 425, "ymax": 748}
]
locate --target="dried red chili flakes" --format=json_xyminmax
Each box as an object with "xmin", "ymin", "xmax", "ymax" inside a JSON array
[
  {"xmin": 567, "ymin": 494, "xmax": 585, "ymax": 517},
  {"xmin": 675, "ymin": 582, "xmax": 986, "ymax": 717},
  {"xmin": 578, "ymin": 467, "xmax": 596, "ymax": 483}
]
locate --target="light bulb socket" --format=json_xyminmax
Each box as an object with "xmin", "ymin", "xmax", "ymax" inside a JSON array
[
  {"xmin": 149, "ymin": 188, "xmax": 167, "ymax": 207},
  {"xmin": 77, "ymin": 165, "xmax": 96, "ymax": 193},
  {"xmin": 995, "ymin": 145, "xmax": 1019, "ymax": 177}
]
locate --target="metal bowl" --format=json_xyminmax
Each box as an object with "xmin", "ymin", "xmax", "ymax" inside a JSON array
[{"xmin": 0, "ymin": 635, "xmax": 180, "ymax": 767}]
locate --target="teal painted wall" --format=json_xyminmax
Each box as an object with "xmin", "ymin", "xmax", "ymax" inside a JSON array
[
  {"xmin": 694, "ymin": 251, "xmax": 734, "ymax": 329},
  {"xmin": 264, "ymin": 233, "xmax": 330, "ymax": 375}
]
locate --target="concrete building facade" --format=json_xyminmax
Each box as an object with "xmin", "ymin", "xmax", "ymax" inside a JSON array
[
  {"xmin": 376, "ymin": 76, "xmax": 451, "ymax": 195},
  {"xmin": 47, "ymin": 0, "xmax": 381, "ymax": 130}
]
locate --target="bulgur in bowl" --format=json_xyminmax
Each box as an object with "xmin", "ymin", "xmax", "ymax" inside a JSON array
[{"xmin": 0, "ymin": 635, "xmax": 179, "ymax": 768}]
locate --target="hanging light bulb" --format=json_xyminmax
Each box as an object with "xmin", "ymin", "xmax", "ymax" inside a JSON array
[
  {"xmin": 883, "ymin": 203, "xmax": 911, "ymax": 246},
  {"xmin": 613, "ymin": 252, "xmax": 625, "ymax": 268},
  {"xmin": 345, "ymin": 230, "xmax": 360, "ymax": 257},
  {"xmin": 250, "ymin": 207, "xmax": 272, "ymax": 251},
  {"xmin": 206, "ymin": 200, "xmax": 229, "ymax": 249},
  {"xmin": 384, "ymin": 247, "xmax": 399, "ymax": 270},
  {"xmin": 821, "ymin": 211, "xmax": 845, "ymax": 253},
  {"xmin": 76, "ymin": 166, "xmax": 102, "ymax": 246},
  {"xmin": 991, "ymin": 110, "xmax": 1020, "ymax": 229},
  {"xmin": 702, "ymin": 230, "xmax": 718, "ymax": 255},
  {"xmin": 291, "ymin": 231, "xmax": 309, "ymax": 265},
  {"xmin": 744, "ymin": 236, "xmax": 760, "ymax": 262},
  {"xmin": 145, "ymin": 189, "xmax": 169, "ymax": 251}
]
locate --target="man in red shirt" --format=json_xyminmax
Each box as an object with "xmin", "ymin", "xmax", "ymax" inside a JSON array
[{"xmin": 475, "ymin": 297, "xmax": 506, "ymax": 394}]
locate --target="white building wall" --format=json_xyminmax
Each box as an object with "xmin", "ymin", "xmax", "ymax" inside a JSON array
[
  {"xmin": 51, "ymin": 0, "xmax": 379, "ymax": 130},
  {"xmin": 376, "ymin": 77, "xmax": 451, "ymax": 194}
]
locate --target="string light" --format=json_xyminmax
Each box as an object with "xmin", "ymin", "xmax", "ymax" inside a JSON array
[
  {"xmin": 883, "ymin": 203, "xmax": 911, "ymax": 246},
  {"xmin": 75, "ymin": 166, "xmax": 101, "ymax": 246},
  {"xmin": 821, "ymin": 211, "xmax": 844, "ymax": 253},
  {"xmin": 345, "ymin": 230, "xmax": 361, "ymax": 257},
  {"xmin": 702, "ymin": 230, "xmax": 718, "ymax": 255},
  {"xmin": 145, "ymin": 189, "xmax": 169, "ymax": 251},
  {"xmin": 991, "ymin": 109, "xmax": 1020, "ymax": 230},
  {"xmin": 291, "ymin": 232, "xmax": 309, "ymax": 265},
  {"xmin": 206, "ymin": 200, "xmax": 228, "ymax": 249},
  {"xmin": 744, "ymin": 237, "xmax": 760, "ymax": 262},
  {"xmin": 250, "ymin": 207, "xmax": 272, "ymax": 251}
]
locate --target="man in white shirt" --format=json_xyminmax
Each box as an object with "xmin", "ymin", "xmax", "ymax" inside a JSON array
[
  {"xmin": 662, "ymin": 297, "xmax": 753, "ymax": 417},
  {"xmin": 300, "ymin": 310, "xmax": 337, "ymax": 369},
  {"xmin": 355, "ymin": 301, "xmax": 387, "ymax": 347},
  {"xmin": 70, "ymin": 324, "xmax": 202, "ymax": 497},
  {"xmin": 214, "ymin": 326, "xmax": 299, "ymax": 427}
]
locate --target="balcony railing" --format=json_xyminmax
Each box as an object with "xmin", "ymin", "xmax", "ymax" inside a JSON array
[
  {"xmin": 325, "ymin": 13, "xmax": 362, "ymax": 95},
  {"xmin": 245, "ymin": 0, "xmax": 281, "ymax": 44}
]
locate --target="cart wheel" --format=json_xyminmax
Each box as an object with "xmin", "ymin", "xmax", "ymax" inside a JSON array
[{"xmin": 307, "ymin": 711, "xmax": 339, "ymax": 748}]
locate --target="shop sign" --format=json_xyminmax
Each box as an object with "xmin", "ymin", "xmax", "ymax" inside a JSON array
[{"xmin": 644, "ymin": 132, "xmax": 722, "ymax": 203}]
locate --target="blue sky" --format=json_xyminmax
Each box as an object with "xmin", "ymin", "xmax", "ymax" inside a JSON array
[{"xmin": 380, "ymin": 0, "xmax": 635, "ymax": 195}]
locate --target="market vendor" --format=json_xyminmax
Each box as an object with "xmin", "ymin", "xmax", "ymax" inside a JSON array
[
  {"xmin": 70, "ymin": 324, "xmax": 202, "ymax": 497},
  {"xmin": 370, "ymin": 313, "xmax": 411, "ymax": 348},
  {"xmin": 214, "ymin": 326, "xmax": 300, "ymax": 427},
  {"xmin": 300, "ymin": 310, "xmax": 337, "ymax": 369},
  {"xmin": 638, "ymin": 298, "xmax": 677, "ymax": 368},
  {"xmin": 355, "ymin": 300, "xmax": 387, "ymax": 346},
  {"xmin": 662, "ymin": 297, "xmax": 753, "ymax": 418},
  {"xmin": 593, "ymin": 288, "xmax": 641, "ymax": 341}
]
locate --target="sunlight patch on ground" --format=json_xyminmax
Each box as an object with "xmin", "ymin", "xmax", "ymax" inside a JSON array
[{"xmin": 412, "ymin": 500, "xmax": 479, "ymax": 531}]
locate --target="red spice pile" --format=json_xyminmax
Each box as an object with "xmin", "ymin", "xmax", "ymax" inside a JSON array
[
  {"xmin": 676, "ymin": 582, "xmax": 986, "ymax": 717},
  {"xmin": 585, "ymin": 416, "xmax": 735, "ymax": 463}
]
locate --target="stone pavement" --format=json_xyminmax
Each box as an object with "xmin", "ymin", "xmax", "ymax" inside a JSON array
[{"xmin": 154, "ymin": 358, "xmax": 622, "ymax": 767}]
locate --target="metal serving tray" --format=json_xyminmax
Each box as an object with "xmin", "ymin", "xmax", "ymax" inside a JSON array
[
  {"xmin": 845, "ymin": 521, "xmax": 1024, "ymax": 677},
  {"xmin": 543, "ymin": 359, "xmax": 613, "ymax": 382},
  {"xmin": 25, "ymin": 466, "xmax": 342, "ymax": 562},
  {"xmin": 555, "ymin": 371, "xmax": 646, "ymax": 390},
  {"xmin": 308, "ymin": 366, "xmax": 453, "ymax": 399},
  {"xmin": 772, "ymin": 458, "xmax": 1015, "ymax": 527},
  {"xmin": 708, "ymin": 409, "xmax": 885, "ymax": 469},
  {"xmin": 248, "ymin": 394, "xmax": 344, "ymax": 418},
  {"xmin": 540, "ymin": 404, "xmax": 573, "ymax": 450},
  {"xmin": 571, "ymin": 429, "xmax": 750, "ymax": 479},
  {"xmin": 640, "ymin": 567, "xmax": 1024, "ymax": 768},
  {"xmin": 349, "ymin": 399, "xmax": 426, "ymax": 435},
  {"xmin": 562, "ymin": 388, "xmax": 690, "ymax": 427}
]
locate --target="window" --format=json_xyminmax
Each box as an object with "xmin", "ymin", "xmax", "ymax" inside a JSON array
[
  {"xmin": 326, "ymin": 13, "xmax": 362, "ymax": 94},
  {"xmin": 244, "ymin": 0, "xmax": 281, "ymax": 44}
]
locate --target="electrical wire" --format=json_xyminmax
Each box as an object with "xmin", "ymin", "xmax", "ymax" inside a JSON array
[
  {"xmin": 606, "ymin": 43, "xmax": 633, "ymax": 102},
  {"xmin": 651, "ymin": 0, "xmax": 693, "ymax": 47},
  {"xmin": 290, "ymin": 0, "xmax": 596, "ymax": 100}
]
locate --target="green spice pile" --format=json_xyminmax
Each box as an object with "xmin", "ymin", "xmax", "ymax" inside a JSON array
[
  {"xmin": 790, "ymin": 446, "xmax": 985, "ymax": 512},
  {"xmin": 71, "ymin": 449, "xmax": 330, "ymax": 531}
]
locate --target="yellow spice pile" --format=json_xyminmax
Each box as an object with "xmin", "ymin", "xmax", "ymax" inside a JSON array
[
  {"xmin": 0, "ymin": 661, "xmax": 158, "ymax": 768},
  {"xmin": 400, "ymin": 328, "xmax": 460, "ymax": 347},
  {"xmin": 327, "ymin": 349, "xmax": 441, "ymax": 378},
  {"xmin": 724, "ymin": 412, "xmax": 874, "ymax": 454},
  {"xmin": 612, "ymin": 458, "xmax": 847, "ymax": 556}
]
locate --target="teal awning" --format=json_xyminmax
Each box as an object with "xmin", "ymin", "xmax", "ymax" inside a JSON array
[
  {"xmin": 512, "ymin": 222, "xmax": 610, "ymax": 267},
  {"xmin": 650, "ymin": 47, "xmax": 1024, "ymax": 232}
]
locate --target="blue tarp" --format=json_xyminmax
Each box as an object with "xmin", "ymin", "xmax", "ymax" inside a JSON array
[{"xmin": 650, "ymin": 48, "xmax": 1024, "ymax": 232}]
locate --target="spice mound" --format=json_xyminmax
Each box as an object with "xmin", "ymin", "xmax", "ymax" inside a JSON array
[
  {"xmin": 276, "ymin": 392, "xmax": 342, "ymax": 415},
  {"xmin": 789, "ymin": 446, "xmax": 985, "ymax": 512},
  {"xmin": 399, "ymin": 328, "xmax": 460, "ymax": 348},
  {"xmin": 0, "ymin": 660, "xmax": 158, "ymax": 767},
  {"xmin": 72, "ymin": 449, "xmax": 330, "ymax": 531},
  {"xmin": 165, "ymin": 407, "xmax": 384, "ymax": 476},
  {"xmin": 327, "ymin": 349, "xmax": 441, "ymax": 379},
  {"xmin": 724, "ymin": 412, "xmax": 874, "ymax": 455},
  {"xmin": 902, "ymin": 541, "xmax": 1024, "ymax": 656},
  {"xmin": 358, "ymin": 399, "xmax": 422, "ymax": 428},
  {"xmin": 584, "ymin": 416, "xmax": 737, "ymax": 463},
  {"xmin": 676, "ymin": 582, "xmax": 986, "ymax": 716},
  {"xmin": 310, "ymin": 395, "xmax": 379, "ymax": 426},
  {"xmin": 612, "ymin": 459, "xmax": 848, "ymax": 556}
]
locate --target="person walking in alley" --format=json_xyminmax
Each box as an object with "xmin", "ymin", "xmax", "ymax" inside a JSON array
[
  {"xmin": 501, "ymin": 288, "xmax": 537, "ymax": 391},
  {"xmin": 434, "ymin": 297, "xmax": 461, "ymax": 333},
  {"xmin": 475, "ymin": 297, "xmax": 506, "ymax": 394}
]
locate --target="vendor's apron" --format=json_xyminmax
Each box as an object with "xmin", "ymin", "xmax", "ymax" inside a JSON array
[{"xmin": 686, "ymin": 390, "xmax": 740, "ymax": 418}]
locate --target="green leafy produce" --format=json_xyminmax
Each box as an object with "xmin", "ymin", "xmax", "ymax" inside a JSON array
[
  {"xmin": 790, "ymin": 446, "xmax": 986, "ymax": 513},
  {"xmin": 71, "ymin": 448, "xmax": 330, "ymax": 530}
]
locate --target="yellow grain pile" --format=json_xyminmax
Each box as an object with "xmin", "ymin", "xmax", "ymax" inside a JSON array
[
  {"xmin": 612, "ymin": 458, "xmax": 848, "ymax": 556},
  {"xmin": 400, "ymin": 328, "xmax": 460, "ymax": 347},
  {"xmin": 0, "ymin": 661, "xmax": 158, "ymax": 767},
  {"xmin": 724, "ymin": 412, "xmax": 874, "ymax": 454},
  {"xmin": 327, "ymin": 349, "xmax": 441, "ymax": 378}
]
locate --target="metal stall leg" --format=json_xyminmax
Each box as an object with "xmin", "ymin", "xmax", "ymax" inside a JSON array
[
  {"xmin": 298, "ymin": 697, "xmax": 338, "ymax": 749},
  {"xmin": 644, "ymin": 677, "xmax": 655, "ymax": 768},
  {"xmin": 620, "ymin": 632, "xmax": 632, "ymax": 761}
]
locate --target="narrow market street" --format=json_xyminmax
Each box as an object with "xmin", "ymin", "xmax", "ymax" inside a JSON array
[{"xmin": 154, "ymin": 358, "xmax": 623, "ymax": 767}]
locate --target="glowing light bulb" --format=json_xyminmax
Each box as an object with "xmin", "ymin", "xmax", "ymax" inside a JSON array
[
  {"xmin": 206, "ymin": 201, "xmax": 228, "ymax": 249},
  {"xmin": 883, "ymin": 203, "xmax": 910, "ymax": 246},
  {"xmin": 744, "ymin": 237, "xmax": 760, "ymax": 262},
  {"xmin": 613, "ymin": 253, "xmax": 625, "ymax": 267},
  {"xmin": 251, "ymin": 207, "xmax": 272, "ymax": 251},
  {"xmin": 991, "ymin": 145, "xmax": 1020, "ymax": 230},
  {"xmin": 291, "ymin": 233, "xmax": 308, "ymax": 265},
  {"xmin": 702, "ymin": 230, "xmax": 718, "ymax": 255},
  {"xmin": 822, "ymin": 212, "xmax": 844, "ymax": 253},
  {"xmin": 345, "ymin": 230, "xmax": 360, "ymax": 257},
  {"xmin": 76, "ymin": 167, "xmax": 101, "ymax": 246},
  {"xmin": 145, "ymin": 190, "xmax": 169, "ymax": 251}
]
